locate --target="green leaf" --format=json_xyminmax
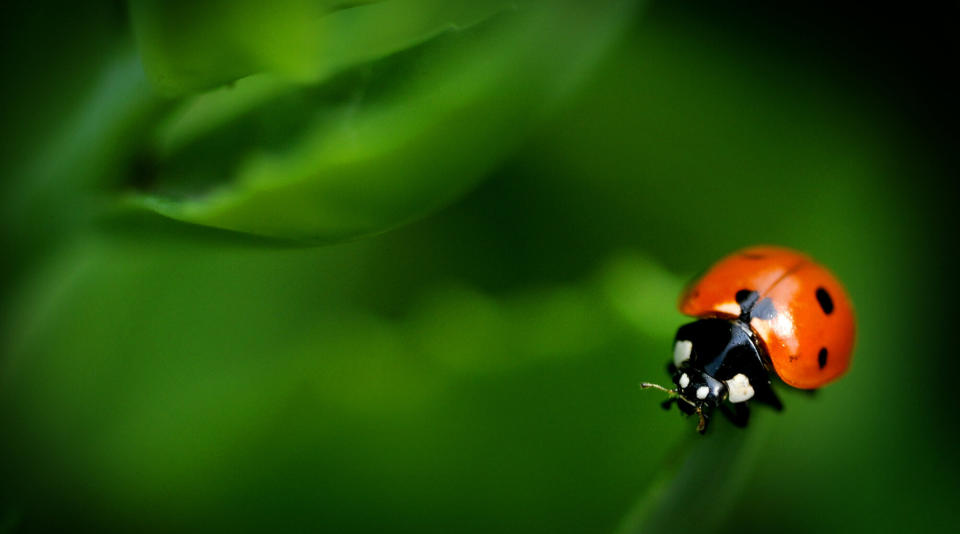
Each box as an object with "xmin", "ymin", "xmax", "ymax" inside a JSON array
[
  {"xmin": 0, "ymin": 239, "xmax": 675, "ymax": 532},
  {"xmin": 129, "ymin": 0, "xmax": 510, "ymax": 96},
  {"xmin": 121, "ymin": 1, "xmax": 639, "ymax": 242},
  {"xmin": 615, "ymin": 419, "xmax": 770, "ymax": 534}
]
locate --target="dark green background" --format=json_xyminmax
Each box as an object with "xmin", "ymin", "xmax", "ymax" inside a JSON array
[{"xmin": 2, "ymin": 2, "xmax": 957, "ymax": 533}]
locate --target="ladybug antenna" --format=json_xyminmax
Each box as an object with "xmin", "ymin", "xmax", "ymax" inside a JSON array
[{"xmin": 640, "ymin": 382, "xmax": 696, "ymax": 408}]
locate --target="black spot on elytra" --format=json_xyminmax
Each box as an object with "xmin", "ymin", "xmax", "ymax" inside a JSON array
[
  {"xmin": 816, "ymin": 287, "xmax": 834, "ymax": 315},
  {"xmin": 818, "ymin": 347, "xmax": 828, "ymax": 369},
  {"xmin": 735, "ymin": 289, "xmax": 776, "ymax": 319},
  {"xmin": 735, "ymin": 289, "xmax": 757, "ymax": 307},
  {"xmin": 751, "ymin": 298, "xmax": 777, "ymax": 320}
]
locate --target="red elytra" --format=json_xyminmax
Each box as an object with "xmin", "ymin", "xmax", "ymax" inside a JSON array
[{"xmin": 679, "ymin": 245, "xmax": 855, "ymax": 389}]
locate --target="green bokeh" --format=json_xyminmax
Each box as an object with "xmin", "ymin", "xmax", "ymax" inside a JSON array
[{"xmin": 1, "ymin": 2, "xmax": 956, "ymax": 533}]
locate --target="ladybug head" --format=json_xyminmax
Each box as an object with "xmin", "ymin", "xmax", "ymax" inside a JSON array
[
  {"xmin": 641, "ymin": 369, "xmax": 725, "ymax": 432},
  {"xmin": 643, "ymin": 318, "xmax": 777, "ymax": 433},
  {"xmin": 671, "ymin": 367, "xmax": 725, "ymax": 412}
]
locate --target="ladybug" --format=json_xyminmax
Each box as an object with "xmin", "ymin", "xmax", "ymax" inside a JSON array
[{"xmin": 642, "ymin": 245, "xmax": 855, "ymax": 433}]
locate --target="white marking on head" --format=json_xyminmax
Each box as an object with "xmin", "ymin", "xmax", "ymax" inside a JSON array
[
  {"xmin": 679, "ymin": 373, "xmax": 690, "ymax": 389},
  {"xmin": 673, "ymin": 340, "xmax": 693, "ymax": 366},
  {"xmin": 696, "ymin": 386, "xmax": 710, "ymax": 400},
  {"xmin": 725, "ymin": 373, "xmax": 755, "ymax": 403}
]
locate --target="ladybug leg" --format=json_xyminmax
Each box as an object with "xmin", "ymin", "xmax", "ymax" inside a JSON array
[
  {"xmin": 753, "ymin": 383, "xmax": 783, "ymax": 411},
  {"xmin": 676, "ymin": 398, "xmax": 696, "ymax": 415},
  {"xmin": 719, "ymin": 402, "xmax": 751, "ymax": 427},
  {"xmin": 696, "ymin": 411, "xmax": 710, "ymax": 434},
  {"xmin": 660, "ymin": 397, "xmax": 676, "ymax": 411}
]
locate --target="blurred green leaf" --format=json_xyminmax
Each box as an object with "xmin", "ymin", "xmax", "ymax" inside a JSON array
[
  {"xmin": 129, "ymin": 0, "xmax": 509, "ymax": 96},
  {"xmin": 615, "ymin": 419, "xmax": 769, "ymax": 534},
  {"xmin": 0, "ymin": 236, "xmax": 680, "ymax": 532},
  {"xmin": 122, "ymin": 1, "xmax": 638, "ymax": 242}
]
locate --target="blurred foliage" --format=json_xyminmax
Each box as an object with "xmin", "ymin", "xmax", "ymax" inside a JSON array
[
  {"xmin": 128, "ymin": 0, "xmax": 627, "ymax": 242},
  {"xmin": 129, "ymin": 0, "xmax": 507, "ymax": 95},
  {"xmin": 1, "ymin": 1, "xmax": 957, "ymax": 534}
]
